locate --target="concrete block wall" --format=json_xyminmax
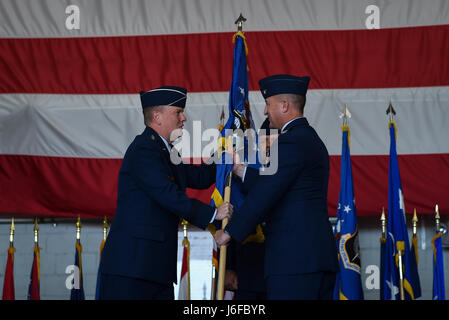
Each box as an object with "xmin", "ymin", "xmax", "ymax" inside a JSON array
[{"xmin": 0, "ymin": 216, "xmax": 447, "ymax": 300}]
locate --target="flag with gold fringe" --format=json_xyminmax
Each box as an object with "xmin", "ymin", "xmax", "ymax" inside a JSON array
[
  {"xmin": 210, "ymin": 30, "xmax": 257, "ymax": 213},
  {"xmin": 95, "ymin": 218, "xmax": 108, "ymax": 300},
  {"xmin": 70, "ymin": 241, "xmax": 85, "ymax": 300},
  {"xmin": 27, "ymin": 246, "xmax": 40, "ymax": 300},
  {"xmin": 178, "ymin": 223, "xmax": 190, "ymax": 300},
  {"xmin": 381, "ymin": 120, "xmax": 416, "ymax": 300},
  {"xmin": 379, "ymin": 224, "xmax": 386, "ymax": 300},
  {"xmin": 409, "ymin": 211, "xmax": 422, "ymax": 299},
  {"xmin": 432, "ymin": 232, "xmax": 445, "ymax": 300},
  {"xmin": 2, "ymin": 246, "xmax": 15, "ymax": 300},
  {"xmin": 333, "ymin": 124, "xmax": 363, "ymax": 300}
]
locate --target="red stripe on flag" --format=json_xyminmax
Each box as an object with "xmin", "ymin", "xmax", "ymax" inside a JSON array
[
  {"xmin": 327, "ymin": 153, "xmax": 449, "ymax": 216},
  {"xmin": 0, "ymin": 153, "xmax": 448, "ymax": 218},
  {"xmin": 1, "ymin": 25, "xmax": 449, "ymax": 94}
]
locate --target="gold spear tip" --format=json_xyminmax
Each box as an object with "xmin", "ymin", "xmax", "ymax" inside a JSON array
[
  {"xmin": 380, "ymin": 207, "xmax": 386, "ymax": 221},
  {"xmin": 412, "ymin": 208, "xmax": 418, "ymax": 222},
  {"xmin": 435, "ymin": 204, "xmax": 440, "ymax": 219},
  {"xmin": 76, "ymin": 215, "xmax": 81, "ymax": 228},
  {"xmin": 34, "ymin": 217, "xmax": 39, "ymax": 231},
  {"xmin": 10, "ymin": 217, "xmax": 15, "ymax": 231},
  {"xmin": 102, "ymin": 216, "xmax": 108, "ymax": 229},
  {"xmin": 181, "ymin": 219, "xmax": 188, "ymax": 226}
]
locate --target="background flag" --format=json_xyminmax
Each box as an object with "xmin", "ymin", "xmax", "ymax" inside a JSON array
[
  {"xmin": 178, "ymin": 241, "xmax": 190, "ymax": 300},
  {"xmin": 95, "ymin": 218, "xmax": 108, "ymax": 300},
  {"xmin": 333, "ymin": 125, "xmax": 364, "ymax": 300},
  {"xmin": 178, "ymin": 220, "xmax": 190, "ymax": 300},
  {"xmin": 409, "ymin": 212, "xmax": 422, "ymax": 299},
  {"xmin": 379, "ymin": 208, "xmax": 387, "ymax": 300},
  {"xmin": 432, "ymin": 233, "xmax": 445, "ymax": 300},
  {"xmin": 211, "ymin": 240, "xmax": 218, "ymax": 300},
  {"xmin": 2, "ymin": 246, "xmax": 15, "ymax": 300},
  {"xmin": 70, "ymin": 242, "xmax": 85, "ymax": 300},
  {"xmin": 381, "ymin": 120, "xmax": 416, "ymax": 300},
  {"xmin": 27, "ymin": 247, "xmax": 40, "ymax": 300}
]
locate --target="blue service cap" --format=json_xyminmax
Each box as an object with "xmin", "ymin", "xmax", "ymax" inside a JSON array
[
  {"xmin": 258, "ymin": 74, "xmax": 310, "ymax": 99},
  {"xmin": 139, "ymin": 86, "xmax": 187, "ymax": 109}
]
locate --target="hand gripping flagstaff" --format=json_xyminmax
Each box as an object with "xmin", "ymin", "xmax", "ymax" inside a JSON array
[{"xmin": 217, "ymin": 172, "xmax": 232, "ymax": 300}]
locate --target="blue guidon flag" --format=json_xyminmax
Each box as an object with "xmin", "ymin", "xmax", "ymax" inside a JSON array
[
  {"xmin": 333, "ymin": 124, "xmax": 363, "ymax": 300},
  {"xmin": 432, "ymin": 224, "xmax": 445, "ymax": 300},
  {"xmin": 210, "ymin": 31, "xmax": 258, "ymax": 212},
  {"xmin": 381, "ymin": 121, "xmax": 418, "ymax": 300}
]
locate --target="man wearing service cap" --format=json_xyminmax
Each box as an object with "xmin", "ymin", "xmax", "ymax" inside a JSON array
[
  {"xmin": 99, "ymin": 86, "xmax": 233, "ymax": 300},
  {"xmin": 215, "ymin": 75, "xmax": 338, "ymax": 299}
]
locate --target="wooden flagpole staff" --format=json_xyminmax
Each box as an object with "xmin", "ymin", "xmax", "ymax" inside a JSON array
[
  {"xmin": 216, "ymin": 13, "xmax": 246, "ymax": 301},
  {"xmin": 217, "ymin": 173, "xmax": 232, "ymax": 300}
]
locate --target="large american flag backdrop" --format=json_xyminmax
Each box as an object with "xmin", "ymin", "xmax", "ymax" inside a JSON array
[{"xmin": 1, "ymin": 0, "xmax": 448, "ymax": 219}]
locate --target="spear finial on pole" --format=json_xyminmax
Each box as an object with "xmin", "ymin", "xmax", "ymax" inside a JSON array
[
  {"xmin": 34, "ymin": 217, "xmax": 39, "ymax": 246},
  {"xmin": 102, "ymin": 216, "xmax": 108, "ymax": 241},
  {"xmin": 435, "ymin": 204, "xmax": 441, "ymax": 234},
  {"xmin": 9, "ymin": 217, "xmax": 15, "ymax": 247},
  {"xmin": 76, "ymin": 215, "xmax": 82, "ymax": 243},
  {"xmin": 412, "ymin": 208, "xmax": 418, "ymax": 237},
  {"xmin": 386, "ymin": 102, "xmax": 396, "ymax": 122},
  {"xmin": 235, "ymin": 13, "xmax": 246, "ymax": 32},
  {"xmin": 380, "ymin": 207, "xmax": 386, "ymax": 239},
  {"xmin": 339, "ymin": 104, "xmax": 352, "ymax": 126}
]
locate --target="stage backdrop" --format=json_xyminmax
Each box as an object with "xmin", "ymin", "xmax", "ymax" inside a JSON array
[{"xmin": 1, "ymin": 0, "xmax": 449, "ymax": 218}]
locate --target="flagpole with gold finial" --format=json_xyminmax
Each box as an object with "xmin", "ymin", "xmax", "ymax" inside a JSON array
[
  {"xmin": 181, "ymin": 220, "xmax": 190, "ymax": 300},
  {"xmin": 380, "ymin": 207, "xmax": 386, "ymax": 240},
  {"xmin": 216, "ymin": 13, "xmax": 246, "ymax": 301},
  {"xmin": 76, "ymin": 215, "xmax": 82, "ymax": 244},
  {"xmin": 412, "ymin": 209, "xmax": 418, "ymax": 237},
  {"xmin": 411, "ymin": 209, "xmax": 419, "ymax": 264},
  {"xmin": 34, "ymin": 218, "xmax": 39, "ymax": 246},
  {"xmin": 435, "ymin": 204, "xmax": 440, "ymax": 234},
  {"xmin": 379, "ymin": 207, "xmax": 386, "ymax": 300},
  {"xmin": 386, "ymin": 103, "xmax": 405, "ymax": 300},
  {"xmin": 100, "ymin": 217, "xmax": 108, "ymax": 256},
  {"xmin": 32, "ymin": 217, "xmax": 41, "ymax": 297},
  {"xmin": 9, "ymin": 217, "xmax": 15, "ymax": 247}
]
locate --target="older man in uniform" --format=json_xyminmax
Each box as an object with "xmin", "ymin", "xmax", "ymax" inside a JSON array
[
  {"xmin": 215, "ymin": 75, "xmax": 338, "ymax": 300},
  {"xmin": 99, "ymin": 86, "xmax": 233, "ymax": 300}
]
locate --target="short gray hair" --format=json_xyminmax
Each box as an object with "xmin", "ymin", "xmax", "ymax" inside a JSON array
[
  {"xmin": 143, "ymin": 105, "xmax": 165, "ymax": 125},
  {"xmin": 278, "ymin": 93, "xmax": 306, "ymax": 113}
]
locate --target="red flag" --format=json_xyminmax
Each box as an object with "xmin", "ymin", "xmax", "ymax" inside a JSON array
[
  {"xmin": 178, "ymin": 244, "xmax": 190, "ymax": 300},
  {"xmin": 2, "ymin": 247, "xmax": 15, "ymax": 300},
  {"xmin": 28, "ymin": 247, "xmax": 40, "ymax": 300}
]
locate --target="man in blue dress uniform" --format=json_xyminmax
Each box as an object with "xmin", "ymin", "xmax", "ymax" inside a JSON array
[
  {"xmin": 215, "ymin": 75, "xmax": 338, "ymax": 299},
  {"xmin": 224, "ymin": 118, "xmax": 277, "ymax": 300},
  {"xmin": 99, "ymin": 86, "xmax": 233, "ymax": 299}
]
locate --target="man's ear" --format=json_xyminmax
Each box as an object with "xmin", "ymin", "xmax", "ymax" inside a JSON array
[
  {"xmin": 153, "ymin": 109, "xmax": 162, "ymax": 125},
  {"xmin": 281, "ymin": 99, "xmax": 289, "ymax": 114}
]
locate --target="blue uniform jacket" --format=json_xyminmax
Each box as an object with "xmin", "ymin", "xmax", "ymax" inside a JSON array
[
  {"xmin": 226, "ymin": 117, "xmax": 338, "ymax": 277},
  {"xmin": 100, "ymin": 126, "xmax": 216, "ymax": 285}
]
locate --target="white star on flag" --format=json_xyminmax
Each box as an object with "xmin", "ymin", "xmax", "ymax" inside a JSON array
[{"xmin": 344, "ymin": 205, "xmax": 352, "ymax": 213}]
